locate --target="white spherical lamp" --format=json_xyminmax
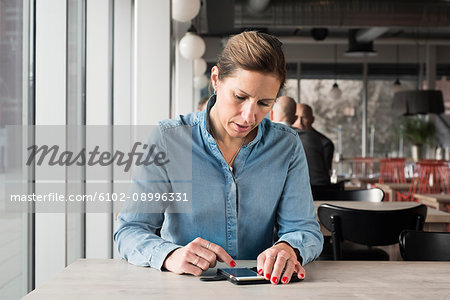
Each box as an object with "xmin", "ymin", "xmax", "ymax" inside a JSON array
[
  {"xmin": 193, "ymin": 74, "xmax": 209, "ymax": 89},
  {"xmin": 193, "ymin": 58, "xmax": 207, "ymax": 76},
  {"xmin": 172, "ymin": 0, "xmax": 201, "ymax": 23},
  {"xmin": 179, "ymin": 32, "xmax": 205, "ymax": 60}
]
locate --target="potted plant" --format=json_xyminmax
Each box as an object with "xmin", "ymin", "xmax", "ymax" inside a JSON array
[{"xmin": 399, "ymin": 117, "xmax": 436, "ymax": 161}]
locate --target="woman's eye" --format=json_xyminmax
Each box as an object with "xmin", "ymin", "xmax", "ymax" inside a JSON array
[
  {"xmin": 235, "ymin": 95, "xmax": 246, "ymax": 100},
  {"xmin": 259, "ymin": 101, "xmax": 270, "ymax": 107}
]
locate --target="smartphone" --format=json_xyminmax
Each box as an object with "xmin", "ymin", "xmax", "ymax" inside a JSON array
[{"xmin": 217, "ymin": 268, "xmax": 265, "ymax": 285}]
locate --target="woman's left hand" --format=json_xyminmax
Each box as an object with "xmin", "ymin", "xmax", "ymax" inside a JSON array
[{"xmin": 256, "ymin": 243, "xmax": 305, "ymax": 285}]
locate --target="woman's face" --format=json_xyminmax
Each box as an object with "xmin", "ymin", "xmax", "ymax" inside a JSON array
[{"xmin": 210, "ymin": 67, "xmax": 280, "ymax": 139}]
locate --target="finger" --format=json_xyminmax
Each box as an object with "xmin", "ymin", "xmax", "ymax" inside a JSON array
[
  {"xmin": 181, "ymin": 260, "xmax": 203, "ymax": 276},
  {"xmin": 281, "ymin": 259, "xmax": 295, "ymax": 284},
  {"xmin": 210, "ymin": 259, "xmax": 217, "ymax": 268},
  {"xmin": 256, "ymin": 253, "xmax": 266, "ymax": 276},
  {"xmin": 186, "ymin": 239, "xmax": 217, "ymax": 268},
  {"xmin": 208, "ymin": 242, "xmax": 236, "ymax": 267},
  {"xmin": 270, "ymin": 251, "xmax": 290, "ymax": 284},
  {"xmin": 179, "ymin": 249, "xmax": 203, "ymax": 276},
  {"xmin": 202, "ymin": 241, "xmax": 213, "ymax": 251},
  {"xmin": 182, "ymin": 250, "xmax": 198, "ymax": 265},
  {"xmin": 263, "ymin": 251, "xmax": 277, "ymax": 281},
  {"xmin": 294, "ymin": 263, "xmax": 306, "ymax": 280},
  {"xmin": 193, "ymin": 256, "xmax": 211, "ymax": 271},
  {"xmin": 186, "ymin": 250, "xmax": 211, "ymax": 272},
  {"xmin": 194, "ymin": 245, "xmax": 218, "ymax": 268}
]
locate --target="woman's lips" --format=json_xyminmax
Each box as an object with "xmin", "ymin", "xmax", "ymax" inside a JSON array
[{"xmin": 233, "ymin": 122, "xmax": 251, "ymax": 133}]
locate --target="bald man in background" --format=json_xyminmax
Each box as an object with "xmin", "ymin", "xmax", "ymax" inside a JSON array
[
  {"xmin": 293, "ymin": 103, "xmax": 334, "ymax": 176},
  {"xmin": 269, "ymin": 96, "xmax": 297, "ymax": 127},
  {"xmin": 270, "ymin": 96, "xmax": 331, "ymax": 186}
]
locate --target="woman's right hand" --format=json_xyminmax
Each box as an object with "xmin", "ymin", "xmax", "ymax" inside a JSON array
[{"xmin": 163, "ymin": 237, "xmax": 236, "ymax": 276}]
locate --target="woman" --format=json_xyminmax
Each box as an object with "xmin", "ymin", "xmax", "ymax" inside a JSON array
[{"xmin": 114, "ymin": 31, "xmax": 323, "ymax": 285}]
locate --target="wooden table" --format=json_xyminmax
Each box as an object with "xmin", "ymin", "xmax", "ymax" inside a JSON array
[
  {"xmin": 314, "ymin": 201, "xmax": 450, "ymax": 232},
  {"xmin": 375, "ymin": 183, "xmax": 411, "ymax": 202},
  {"xmin": 22, "ymin": 259, "xmax": 450, "ymax": 300},
  {"xmin": 414, "ymin": 193, "xmax": 450, "ymax": 211}
]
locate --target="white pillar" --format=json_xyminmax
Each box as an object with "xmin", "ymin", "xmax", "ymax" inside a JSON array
[
  {"xmin": 114, "ymin": 0, "xmax": 132, "ymax": 126},
  {"xmin": 112, "ymin": 0, "xmax": 133, "ymax": 259},
  {"xmin": 133, "ymin": 0, "xmax": 171, "ymax": 125},
  {"xmin": 35, "ymin": 0, "xmax": 66, "ymax": 287},
  {"xmin": 85, "ymin": 0, "xmax": 113, "ymax": 259}
]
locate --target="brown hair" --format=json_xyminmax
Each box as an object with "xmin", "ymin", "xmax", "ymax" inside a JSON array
[
  {"xmin": 197, "ymin": 96, "xmax": 209, "ymax": 111},
  {"xmin": 216, "ymin": 31, "xmax": 286, "ymax": 88}
]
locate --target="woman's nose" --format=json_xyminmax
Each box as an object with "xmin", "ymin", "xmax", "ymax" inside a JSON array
[{"xmin": 241, "ymin": 101, "xmax": 256, "ymax": 124}]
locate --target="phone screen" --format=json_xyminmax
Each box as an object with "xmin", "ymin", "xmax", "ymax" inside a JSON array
[{"xmin": 218, "ymin": 268, "xmax": 264, "ymax": 281}]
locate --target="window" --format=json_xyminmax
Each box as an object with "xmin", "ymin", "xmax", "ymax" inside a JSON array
[{"xmin": 0, "ymin": 0, "xmax": 31, "ymax": 298}]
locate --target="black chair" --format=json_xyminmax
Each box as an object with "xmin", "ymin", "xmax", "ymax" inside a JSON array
[
  {"xmin": 314, "ymin": 188, "xmax": 384, "ymax": 260},
  {"xmin": 399, "ymin": 230, "xmax": 450, "ymax": 261},
  {"xmin": 318, "ymin": 203, "xmax": 427, "ymax": 260},
  {"xmin": 312, "ymin": 187, "xmax": 384, "ymax": 202}
]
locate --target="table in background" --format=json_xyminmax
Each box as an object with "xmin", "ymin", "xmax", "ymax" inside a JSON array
[
  {"xmin": 22, "ymin": 259, "xmax": 450, "ymax": 300},
  {"xmin": 375, "ymin": 183, "xmax": 411, "ymax": 202},
  {"xmin": 345, "ymin": 177, "xmax": 379, "ymax": 190},
  {"xmin": 414, "ymin": 193, "xmax": 450, "ymax": 211}
]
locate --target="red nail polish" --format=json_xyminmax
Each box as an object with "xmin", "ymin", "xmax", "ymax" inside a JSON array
[
  {"xmin": 282, "ymin": 276, "xmax": 288, "ymax": 283},
  {"xmin": 299, "ymin": 273, "xmax": 305, "ymax": 279},
  {"xmin": 272, "ymin": 277, "xmax": 278, "ymax": 284},
  {"xmin": 258, "ymin": 269, "xmax": 263, "ymax": 275},
  {"xmin": 230, "ymin": 261, "xmax": 236, "ymax": 267},
  {"xmin": 266, "ymin": 273, "xmax": 271, "ymax": 280}
]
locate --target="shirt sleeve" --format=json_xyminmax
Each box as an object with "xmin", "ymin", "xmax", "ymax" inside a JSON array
[
  {"xmin": 113, "ymin": 126, "xmax": 182, "ymax": 270},
  {"xmin": 275, "ymin": 137, "xmax": 324, "ymax": 265}
]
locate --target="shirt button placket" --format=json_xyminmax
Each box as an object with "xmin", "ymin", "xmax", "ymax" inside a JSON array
[{"xmin": 225, "ymin": 168, "xmax": 238, "ymax": 258}]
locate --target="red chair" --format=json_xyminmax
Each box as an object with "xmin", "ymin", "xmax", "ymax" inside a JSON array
[
  {"xmin": 421, "ymin": 161, "xmax": 450, "ymax": 231},
  {"xmin": 417, "ymin": 160, "xmax": 449, "ymax": 194},
  {"xmin": 379, "ymin": 158, "xmax": 407, "ymax": 184},
  {"xmin": 397, "ymin": 160, "xmax": 449, "ymax": 202}
]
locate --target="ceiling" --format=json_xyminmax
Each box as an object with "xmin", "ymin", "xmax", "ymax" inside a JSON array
[{"xmin": 196, "ymin": 0, "xmax": 450, "ymax": 44}]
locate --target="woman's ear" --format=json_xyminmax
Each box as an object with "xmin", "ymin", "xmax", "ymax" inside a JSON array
[{"xmin": 210, "ymin": 66, "xmax": 219, "ymax": 92}]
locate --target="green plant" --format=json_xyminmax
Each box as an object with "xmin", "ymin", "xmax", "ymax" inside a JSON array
[{"xmin": 399, "ymin": 117, "xmax": 436, "ymax": 146}]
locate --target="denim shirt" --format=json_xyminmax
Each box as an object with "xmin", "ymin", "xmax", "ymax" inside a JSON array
[{"xmin": 114, "ymin": 97, "xmax": 323, "ymax": 270}]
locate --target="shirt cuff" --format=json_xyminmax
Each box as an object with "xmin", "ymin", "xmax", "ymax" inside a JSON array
[{"xmin": 150, "ymin": 241, "xmax": 182, "ymax": 270}]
